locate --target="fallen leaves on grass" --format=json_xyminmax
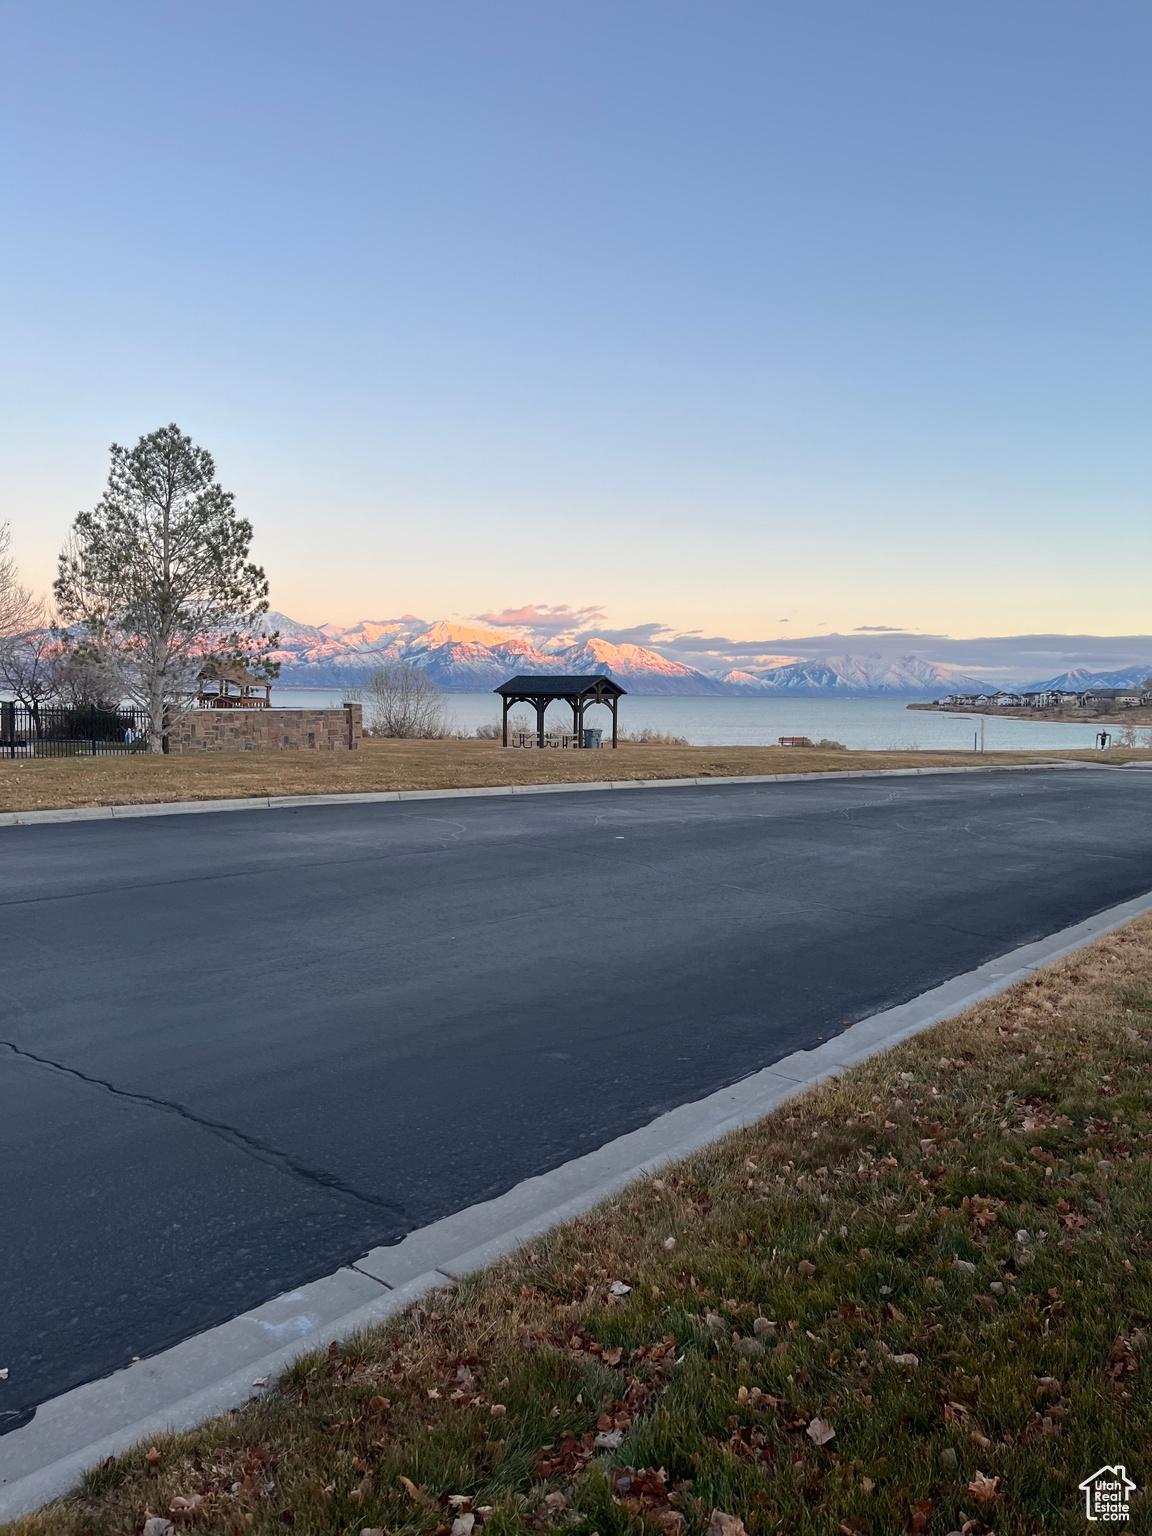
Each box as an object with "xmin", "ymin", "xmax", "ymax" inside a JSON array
[{"xmin": 610, "ymin": 1467, "xmax": 689, "ymax": 1533}]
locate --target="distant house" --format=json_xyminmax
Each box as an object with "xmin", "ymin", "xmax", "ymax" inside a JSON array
[
  {"xmin": 1081, "ymin": 688, "xmax": 1143, "ymax": 708},
  {"xmin": 989, "ymin": 691, "xmax": 1023, "ymax": 707}
]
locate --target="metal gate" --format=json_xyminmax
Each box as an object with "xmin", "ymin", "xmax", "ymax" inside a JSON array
[{"xmin": 0, "ymin": 702, "xmax": 151, "ymax": 758}]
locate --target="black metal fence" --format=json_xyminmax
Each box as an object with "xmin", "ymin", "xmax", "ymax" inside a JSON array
[{"xmin": 0, "ymin": 702, "xmax": 151, "ymax": 758}]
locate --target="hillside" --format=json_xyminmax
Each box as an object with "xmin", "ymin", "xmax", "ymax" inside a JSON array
[
  {"xmin": 264, "ymin": 614, "xmax": 729, "ymax": 693},
  {"xmin": 1021, "ymin": 665, "xmax": 1152, "ymax": 692},
  {"xmin": 719, "ymin": 654, "xmax": 992, "ymax": 697}
]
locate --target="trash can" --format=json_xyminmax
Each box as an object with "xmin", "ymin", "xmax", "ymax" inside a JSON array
[{"xmin": 582, "ymin": 728, "xmax": 603, "ymax": 749}]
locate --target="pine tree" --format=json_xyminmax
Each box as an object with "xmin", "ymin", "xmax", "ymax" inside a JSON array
[{"xmin": 55, "ymin": 424, "xmax": 278, "ymax": 751}]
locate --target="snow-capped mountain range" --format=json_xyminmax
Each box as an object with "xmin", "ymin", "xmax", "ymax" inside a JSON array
[
  {"xmin": 263, "ymin": 613, "xmax": 997, "ymax": 697},
  {"xmin": 1020, "ymin": 667, "xmax": 1152, "ymax": 692}
]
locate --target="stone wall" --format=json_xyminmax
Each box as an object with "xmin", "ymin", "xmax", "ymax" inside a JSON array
[{"xmin": 168, "ymin": 703, "xmax": 362, "ymax": 753}]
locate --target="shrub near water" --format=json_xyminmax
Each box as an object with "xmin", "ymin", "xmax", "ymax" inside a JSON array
[{"xmin": 10, "ymin": 926, "xmax": 1152, "ymax": 1535}]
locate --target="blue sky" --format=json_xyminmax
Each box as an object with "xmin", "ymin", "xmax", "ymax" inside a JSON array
[{"xmin": 1, "ymin": 1, "xmax": 1148, "ymax": 655}]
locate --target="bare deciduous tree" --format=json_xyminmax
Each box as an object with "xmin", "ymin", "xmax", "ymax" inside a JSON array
[
  {"xmin": 0, "ymin": 627, "xmax": 59, "ymax": 725},
  {"xmin": 54, "ymin": 425, "xmax": 278, "ymax": 751},
  {"xmin": 0, "ymin": 521, "xmax": 57, "ymax": 724},
  {"xmin": 357, "ymin": 662, "xmax": 451, "ymax": 738},
  {"xmin": 0, "ymin": 522, "xmax": 37, "ymax": 639},
  {"xmin": 475, "ymin": 712, "xmax": 532, "ymax": 739}
]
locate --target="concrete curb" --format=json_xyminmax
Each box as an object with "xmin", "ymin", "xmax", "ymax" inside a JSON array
[
  {"xmin": 3, "ymin": 883, "xmax": 1151, "ymax": 1518},
  {"xmin": 0, "ymin": 757, "xmax": 1089, "ymax": 828}
]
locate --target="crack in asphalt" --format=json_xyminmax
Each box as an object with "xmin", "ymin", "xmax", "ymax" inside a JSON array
[{"xmin": 0, "ymin": 1039, "xmax": 408, "ymax": 1221}]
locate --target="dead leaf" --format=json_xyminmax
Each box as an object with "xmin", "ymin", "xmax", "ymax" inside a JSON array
[
  {"xmin": 398, "ymin": 1476, "xmax": 437, "ymax": 1508},
  {"xmin": 706, "ymin": 1511, "xmax": 747, "ymax": 1536},
  {"xmin": 145, "ymin": 1447, "xmax": 162, "ymax": 1466},
  {"xmin": 608, "ymin": 1280, "xmax": 632, "ymax": 1296},
  {"xmin": 907, "ymin": 1499, "xmax": 933, "ymax": 1533},
  {"xmin": 891, "ymin": 1353, "xmax": 920, "ymax": 1368},
  {"xmin": 806, "ymin": 1417, "xmax": 836, "ymax": 1446},
  {"xmin": 169, "ymin": 1493, "xmax": 205, "ymax": 1516},
  {"xmin": 142, "ymin": 1522, "xmax": 174, "ymax": 1536},
  {"xmin": 489, "ymin": 1403, "xmax": 506, "ymax": 1416},
  {"xmin": 884, "ymin": 1303, "xmax": 906, "ymax": 1322},
  {"xmin": 968, "ymin": 1471, "xmax": 1001, "ymax": 1506},
  {"xmin": 840, "ymin": 1519, "xmax": 868, "ymax": 1536},
  {"xmin": 797, "ymin": 1260, "xmax": 817, "ymax": 1278},
  {"xmin": 452, "ymin": 1515, "xmax": 476, "ymax": 1536}
]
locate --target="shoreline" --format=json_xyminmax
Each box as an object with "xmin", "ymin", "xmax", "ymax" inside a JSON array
[{"xmin": 908, "ymin": 701, "xmax": 1152, "ymax": 727}]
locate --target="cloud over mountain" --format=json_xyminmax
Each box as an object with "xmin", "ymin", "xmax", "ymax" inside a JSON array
[{"xmin": 473, "ymin": 602, "xmax": 608, "ymax": 633}]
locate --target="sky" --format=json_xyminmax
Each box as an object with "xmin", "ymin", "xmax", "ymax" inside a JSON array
[{"xmin": 1, "ymin": 1, "xmax": 1149, "ymax": 664}]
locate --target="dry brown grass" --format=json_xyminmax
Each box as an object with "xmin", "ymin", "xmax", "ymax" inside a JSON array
[
  {"xmin": 0, "ymin": 737, "xmax": 1133, "ymax": 815},
  {"xmin": 6, "ymin": 921, "xmax": 1152, "ymax": 1535}
]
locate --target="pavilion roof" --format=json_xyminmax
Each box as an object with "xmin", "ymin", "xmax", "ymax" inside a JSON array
[{"xmin": 494, "ymin": 674, "xmax": 627, "ymax": 699}]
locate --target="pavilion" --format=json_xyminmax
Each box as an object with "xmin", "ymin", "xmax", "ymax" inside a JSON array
[
  {"xmin": 494, "ymin": 674, "xmax": 626, "ymax": 747},
  {"xmin": 196, "ymin": 664, "xmax": 272, "ymax": 709}
]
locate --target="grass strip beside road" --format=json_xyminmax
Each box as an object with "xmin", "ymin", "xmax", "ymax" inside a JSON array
[
  {"xmin": 7, "ymin": 922, "xmax": 1152, "ymax": 1534},
  {"xmin": 4, "ymin": 737, "xmax": 1149, "ymax": 814}
]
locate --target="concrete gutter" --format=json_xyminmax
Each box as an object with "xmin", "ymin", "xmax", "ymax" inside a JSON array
[
  {"xmin": 0, "ymin": 757, "xmax": 1099, "ymax": 829},
  {"xmin": 3, "ymin": 883, "xmax": 1151, "ymax": 1518}
]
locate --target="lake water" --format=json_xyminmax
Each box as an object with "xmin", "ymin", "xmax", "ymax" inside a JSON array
[{"xmin": 274, "ymin": 689, "xmax": 1111, "ymax": 752}]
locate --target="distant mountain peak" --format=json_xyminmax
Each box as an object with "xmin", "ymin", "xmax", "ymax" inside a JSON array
[
  {"xmin": 1022, "ymin": 664, "xmax": 1152, "ymax": 693},
  {"xmin": 266, "ymin": 616, "xmax": 997, "ymax": 696}
]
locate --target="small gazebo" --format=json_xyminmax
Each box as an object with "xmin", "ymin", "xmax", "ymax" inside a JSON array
[
  {"xmin": 495, "ymin": 674, "xmax": 626, "ymax": 747},
  {"xmin": 196, "ymin": 664, "xmax": 272, "ymax": 709}
]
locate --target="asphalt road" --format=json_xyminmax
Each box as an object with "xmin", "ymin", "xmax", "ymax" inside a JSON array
[{"xmin": 3, "ymin": 766, "xmax": 1151, "ymax": 1425}]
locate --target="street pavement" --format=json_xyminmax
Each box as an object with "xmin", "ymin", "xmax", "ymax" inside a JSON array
[{"xmin": 3, "ymin": 766, "xmax": 1150, "ymax": 1425}]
